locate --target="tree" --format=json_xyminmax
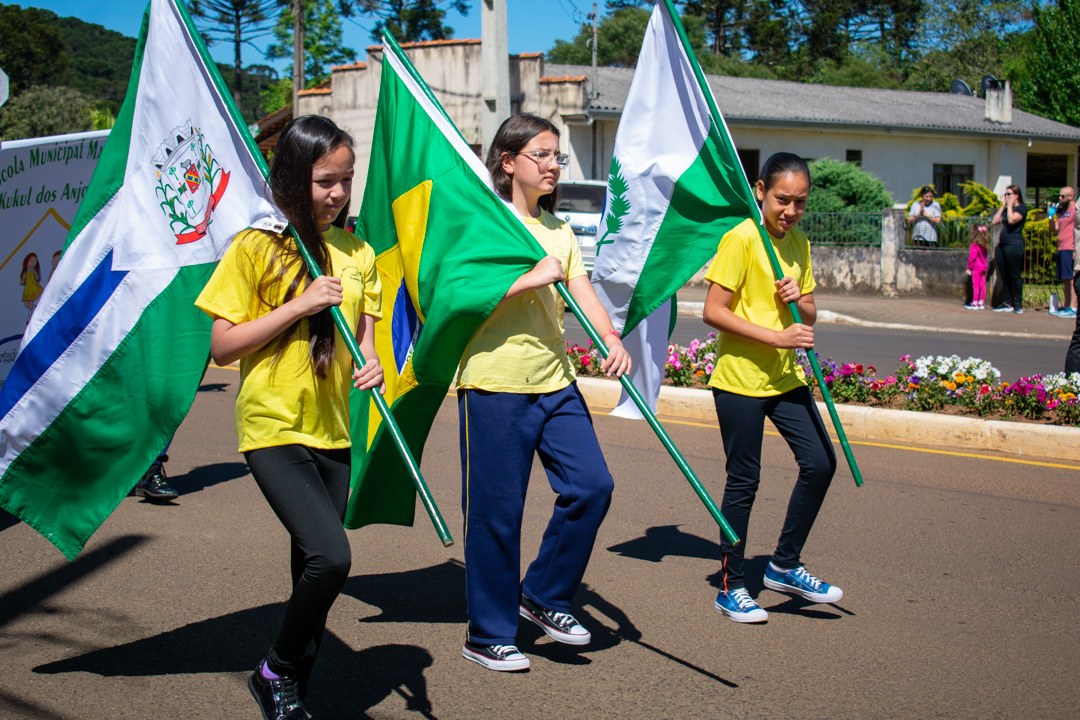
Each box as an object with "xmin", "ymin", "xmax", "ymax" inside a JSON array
[
  {"xmin": 808, "ymin": 157, "xmax": 893, "ymax": 212},
  {"xmin": 343, "ymin": 0, "xmax": 470, "ymax": 44},
  {"xmin": 0, "ymin": 86, "xmax": 94, "ymax": 141},
  {"xmin": 547, "ymin": 7, "xmax": 651, "ymax": 67},
  {"xmin": 0, "ymin": 5, "xmax": 68, "ymax": 93},
  {"xmin": 53, "ymin": 15, "xmax": 137, "ymax": 114},
  {"xmin": 266, "ymin": 0, "xmax": 358, "ymax": 87},
  {"xmin": 190, "ymin": 0, "xmax": 284, "ymax": 104},
  {"xmin": 1015, "ymin": 0, "xmax": 1080, "ymax": 127}
]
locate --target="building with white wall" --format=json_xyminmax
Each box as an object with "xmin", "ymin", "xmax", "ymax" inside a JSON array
[{"xmin": 271, "ymin": 38, "xmax": 1080, "ymax": 211}]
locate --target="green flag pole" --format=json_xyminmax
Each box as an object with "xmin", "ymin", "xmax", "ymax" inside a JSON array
[
  {"xmin": 660, "ymin": 0, "xmax": 864, "ymax": 487},
  {"xmin": 555, "ymin": 283, "xmax": 740, "ymax": 546},
  {"xmin": 174, "ymin": 0, "xmax": 454, "ymax": 545}
]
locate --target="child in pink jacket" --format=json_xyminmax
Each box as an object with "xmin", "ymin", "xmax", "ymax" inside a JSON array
[{"xmin": 965, "ymin": 225, "xmax": 990, "ymax": 310}]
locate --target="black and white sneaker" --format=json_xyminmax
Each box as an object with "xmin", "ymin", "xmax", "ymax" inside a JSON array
[
  {"xmin": 462, "ymin": 642, "xmax": 530, "ymax": 671},
  {"xmin": 518, "ymin": 594, "xmax": 591, "ymax": 645}
]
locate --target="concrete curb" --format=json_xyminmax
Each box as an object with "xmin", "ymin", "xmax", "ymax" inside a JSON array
[
  {"xmin": 576, "ymin": 376, "xmax": 1080, "ymax": 464},
  {"xmin": 675, "ymin": 300, "xmax": 1071, "ymax": 340}
]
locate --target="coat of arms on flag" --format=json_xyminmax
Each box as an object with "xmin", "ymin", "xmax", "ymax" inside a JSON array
[{"xmin": 153, "ymin": 122, "xmax": 231, "ymax": 244}]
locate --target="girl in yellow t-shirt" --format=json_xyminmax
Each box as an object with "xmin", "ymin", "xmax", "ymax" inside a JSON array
[
  {"xmin": 703, "ymin": 152, "xmax": 841, "ymax": 625},
  {"xmin": 195, "ymin": 115, "xmax": 383, "ymax": 720},
  {"xmin": 458, "ymin": 113, "xmax": 631, "ymax": 672}
]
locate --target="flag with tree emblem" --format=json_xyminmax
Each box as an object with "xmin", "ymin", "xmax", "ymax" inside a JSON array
[
  {"xmin": 0, "ymin": 0, "xmax": 283, "ymax": 559},
  {"xmin": 344, "ymin": 33, "xmax": 545, "ymax": 529},
  {"xmin": 590, "ymin": 0, "xmax": 758, "ymax": 418}
]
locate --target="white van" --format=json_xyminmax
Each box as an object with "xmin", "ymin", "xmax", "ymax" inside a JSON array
[{"xmin": 555, "ymin": 179, "xmax": 607, "ymax": 271}]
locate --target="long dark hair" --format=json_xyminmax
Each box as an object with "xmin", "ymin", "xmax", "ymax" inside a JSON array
[
  {"xmin": 485, "ymin": 113, "xmax": 560, "ymax": 214},
  {"xmin": 759, "ymin": 152, "xmax": 810, "ymax": 192},
  {"xmin": 261, "ymin": 114, "xmax": 355, "ymax": 379}
]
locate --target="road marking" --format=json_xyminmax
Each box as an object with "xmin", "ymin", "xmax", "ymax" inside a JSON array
[
  {"xmin": 619, "ymin": 413, "xmax": 1080, "ymax": 471},
  {"xmin": 206, "ymin": 367, "xmax": 1080, "ymax": 471}
]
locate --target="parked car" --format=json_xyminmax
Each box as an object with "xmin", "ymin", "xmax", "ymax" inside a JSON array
[{"xmin": 555, "ymin": 179, "xmax": 607, "ymax": 271}]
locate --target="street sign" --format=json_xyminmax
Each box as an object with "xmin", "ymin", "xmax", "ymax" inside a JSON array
[{"xmin": 0, "ymin": 66, "xmax": 8, "ymax": 108}]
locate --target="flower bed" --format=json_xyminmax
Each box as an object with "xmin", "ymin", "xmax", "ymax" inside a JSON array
[{"xmin": 565, "ymin": 336, "xmax": 1080, "ymax": 426}]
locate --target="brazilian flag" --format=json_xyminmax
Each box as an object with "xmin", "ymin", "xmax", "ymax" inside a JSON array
[{"xmin": 344, "ymin": 33, "xmax": 546, "ymax": 529}]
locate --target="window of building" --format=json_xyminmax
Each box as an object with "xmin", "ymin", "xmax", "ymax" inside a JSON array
[
  {"xmin": 737, "ymin": 148, "xmax": 760, "ymax": 184},
  {"xmin": 846, "ymin": 149, "xmax": 862, "ymax": 166},
  {"xmin": 933, "ymin": 164, "xmax": 974, "ymax": 204}
]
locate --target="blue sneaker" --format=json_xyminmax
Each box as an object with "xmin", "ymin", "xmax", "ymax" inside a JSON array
[
  {"xmin": 714, "ymin": 587, "xmax": 768, "ymax": 623},
  {"xmin": 763, "ymin": 563, "xmax": 843, "ymax": 603}
]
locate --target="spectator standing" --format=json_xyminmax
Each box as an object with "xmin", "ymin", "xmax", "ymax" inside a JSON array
[
  {"xmin": 1048, "ymin": 186, "xmax": 1076, "ymax": 317},
  {"xmin": 964, "ymin": 225, "xmax": 989, "ymax": 310},
  {"xmin": 907, "ymin": 186, "xmax": 942, "ymax": 247},
  {"xmin": 991, "ymin": 185, "xmax": 1028, "ymax": 314}
]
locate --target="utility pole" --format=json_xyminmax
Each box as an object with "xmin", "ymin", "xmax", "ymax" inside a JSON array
[
  {"xmin": 481, "ymin": 0, "xmax": 510, "ymax": 156},
  {"xmin": 292, "ymin": 0, "xmax": 304, "ymax": 118},
  {"xmin": 590, "ymin": 3, "xmax": 598, "ymax": 101}
]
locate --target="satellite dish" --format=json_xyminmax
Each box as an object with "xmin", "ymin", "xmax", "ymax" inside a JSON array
[
  {"xmin": 951, "ymin": 79, "xmax": 973, "ymax": 96},
  {"xmin": 982, "ymin": 75, "xmax": 999, "ymax": 94}
]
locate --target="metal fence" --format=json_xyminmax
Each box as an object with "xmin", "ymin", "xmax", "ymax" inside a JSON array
[
  {"xmin": 801, "ymin": 212, "xmax": 882, "ymax": 247},
  {"xmin": 904, "ymin": 215, "xmax": 992, "ymax": 250}
]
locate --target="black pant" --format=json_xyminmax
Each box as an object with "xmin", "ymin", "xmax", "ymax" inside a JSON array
[
  {"xmin": 713, "ymin": 386, "xmax": 837, "ymax": 590},
  {"xmin": 994, "ymin": 242, "xmax": 1025, "ymax": 310},
  {"xmin": 245, "ymin": 445, "xmax": 352, "ymax": 680},
  {"xmin": 1066, "ymin": 273, "xmax": 1080, "ymax": 373}
]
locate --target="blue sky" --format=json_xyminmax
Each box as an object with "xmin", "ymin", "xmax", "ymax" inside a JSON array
[{"xmin": 23, "ymin": 1, "xmax": 592, "ymax": 71}]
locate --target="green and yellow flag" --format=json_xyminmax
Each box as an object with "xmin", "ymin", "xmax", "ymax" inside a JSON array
[{"xmin": 344, "ymin": 34, "xmax": 546, "ymax": 529}]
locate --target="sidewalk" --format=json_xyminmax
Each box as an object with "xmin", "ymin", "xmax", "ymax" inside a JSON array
[
  {"xmin": 587, "ymin": 289, "xmax": 1080, "ymax": 463},
  {"xmin": 675, "ymin": 287, "xmax": 1075, "ymax": 340}
]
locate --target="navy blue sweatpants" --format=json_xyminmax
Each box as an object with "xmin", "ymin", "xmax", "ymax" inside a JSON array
[{"xmin": 459, "ymin": 383, "xmax": 613, "ymax": 646}]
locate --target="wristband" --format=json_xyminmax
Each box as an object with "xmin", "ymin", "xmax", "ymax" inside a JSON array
[{"xmin": 603, "ymin": 329, "xmax": 620, "ymax": 342}]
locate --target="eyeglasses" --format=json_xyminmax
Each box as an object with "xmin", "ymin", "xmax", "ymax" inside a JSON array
[
  {"xmin": 1060, "ymin": 194, "xmax": 1073, "ymax": 199},
  {"xmin": 515, "ymin": 150, "xmax": 569, "ymax": 170},
  {"xmin": 1003, "ymin": 192, "xmax": 1013, "ymax": 196}
]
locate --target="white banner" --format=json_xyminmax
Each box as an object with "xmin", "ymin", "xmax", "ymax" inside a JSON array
[{"xmin": 0, "ymin": 130, "xmax": 109, "ymax": 384}]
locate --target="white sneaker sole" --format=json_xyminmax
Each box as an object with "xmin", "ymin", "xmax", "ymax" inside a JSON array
[
  {"xmin": 461, "ymin": 645, "xmax": 530, "ymax": 672},
  {"xmin": 713, "ymin": 600, "xmax": 768, "ymax": 623},
  {"xmin": 763, "ymin": 576, "xmax": 843, "ymax": 603},
  {"xmin": 518, "ymin": 606, "xmax": 591, "ymax": 645}
]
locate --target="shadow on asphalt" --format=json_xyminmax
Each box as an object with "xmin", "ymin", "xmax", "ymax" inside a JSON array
[
  {"xmin": 606, "ymin": 524, "xmax": 724, "ymax": 563},
  {"xmin": 32, "ymin": 602, "xmax": 436, "ymax": 719},
  {"xmin": 0, "ymin": 536, "xmax": 148, "ymax": 631},
  {"xmin": 196, "ymin": 382, "xmax": 230, "ymax": 393},
  {"xmin": 168, "ymin": 461, "xmax": 249, "ymax": 496},
  {"xmin": 343, "ymin": 559, "xmax": 739, "ymax": 688},
  {"xmin": 0, "ymin": 508, "xmax": 18, "ymax": 533}
]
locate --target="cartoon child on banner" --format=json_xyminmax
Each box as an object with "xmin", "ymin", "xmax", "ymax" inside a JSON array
[
  {"xmin": 50, "ymin": 250, "xmax": 61, "ymax": 281},
  {"xmin": 20, "ymin": 253, "xmax": 43, "ymax": 324}
]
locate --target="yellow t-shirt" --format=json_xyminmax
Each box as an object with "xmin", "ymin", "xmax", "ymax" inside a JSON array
[
  {"xmin": 706, "ymin": 218, "xmax": 815, "ymax": 397},
  {"xmin": 195, "ymin": 226, "xmax": 383, "ymax": 452},
  {"xmin": 457, "ymin": 208, "xmax": 586, "ymax": 393}
]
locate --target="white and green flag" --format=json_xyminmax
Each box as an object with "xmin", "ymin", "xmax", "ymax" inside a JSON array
[
  {"xmin": 0, "ymin": 0, "xmax": 283, "ymax": 559},
  {"xmin": 590, "ymin": 0, "xmax": 758, "ymax": 418}
]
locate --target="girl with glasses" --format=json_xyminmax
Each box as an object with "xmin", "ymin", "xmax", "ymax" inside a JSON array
[{"xmin": 458, "ymin": 113, "xmax": 631, "ymax": 671}]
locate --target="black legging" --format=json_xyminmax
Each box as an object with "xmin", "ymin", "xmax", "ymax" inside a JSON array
[
  {"xmin": 1066, "ymin": 273, "xmax": 1080, "ymax": 373},
  {"xmin": 245, "ymin": 445, "xmax": 352, "ymax": 682},
  {"xmin": 713, "ymin": 386, "xmax": 837, "ymax": 590},
  {"xmin": 994, "ymin": 242, "xmax": 1025, "ymax": 310}
]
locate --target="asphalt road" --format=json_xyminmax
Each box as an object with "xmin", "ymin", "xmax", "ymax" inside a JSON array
[
  {"xmin": 1, "ymin": 365, "xmax": 1078, "ymax": 719},
  {"xmin": 565, "ymin": 314, "xmax": 1068, "ymax": 382}
]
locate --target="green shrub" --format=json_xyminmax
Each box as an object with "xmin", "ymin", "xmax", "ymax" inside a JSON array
[{"xmin": 808, "ymin": 158, "xmax": 893, "ymax": 213}]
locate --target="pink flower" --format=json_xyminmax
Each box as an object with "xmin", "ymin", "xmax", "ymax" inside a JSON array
[{"xmin": 705, "ymin": 363, "xmax": 714, "ymax": 374}]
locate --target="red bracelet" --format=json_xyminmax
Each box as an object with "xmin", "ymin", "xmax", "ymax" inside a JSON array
[{"xmin": 603, "ymin": 329, "xmax": 619, "ymax": 341}]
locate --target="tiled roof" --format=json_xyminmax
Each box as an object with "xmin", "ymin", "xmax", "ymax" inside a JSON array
[
  {"xmin": 547, "ymin": 64, "xmax": 1080, "ymax": 142},
  {"xmin": 366, "ymin": 38, "xmax": 481, "ymax": 52}
]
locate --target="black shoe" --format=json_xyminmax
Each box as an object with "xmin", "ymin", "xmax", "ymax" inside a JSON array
[
  {"xmin": 133, "ymin": 462, "xmax": 177, "ymax": 501},
  {"xmin": 518, "ymin": 593, "xmax": 591, "ymax": 645},
  {"xmin": 461, "ymin": 642, "xmax": 530, "ymax": 671},
  {"xmin": 248, "ymin": 664, "xmax": 310, "ymax": 720}
]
